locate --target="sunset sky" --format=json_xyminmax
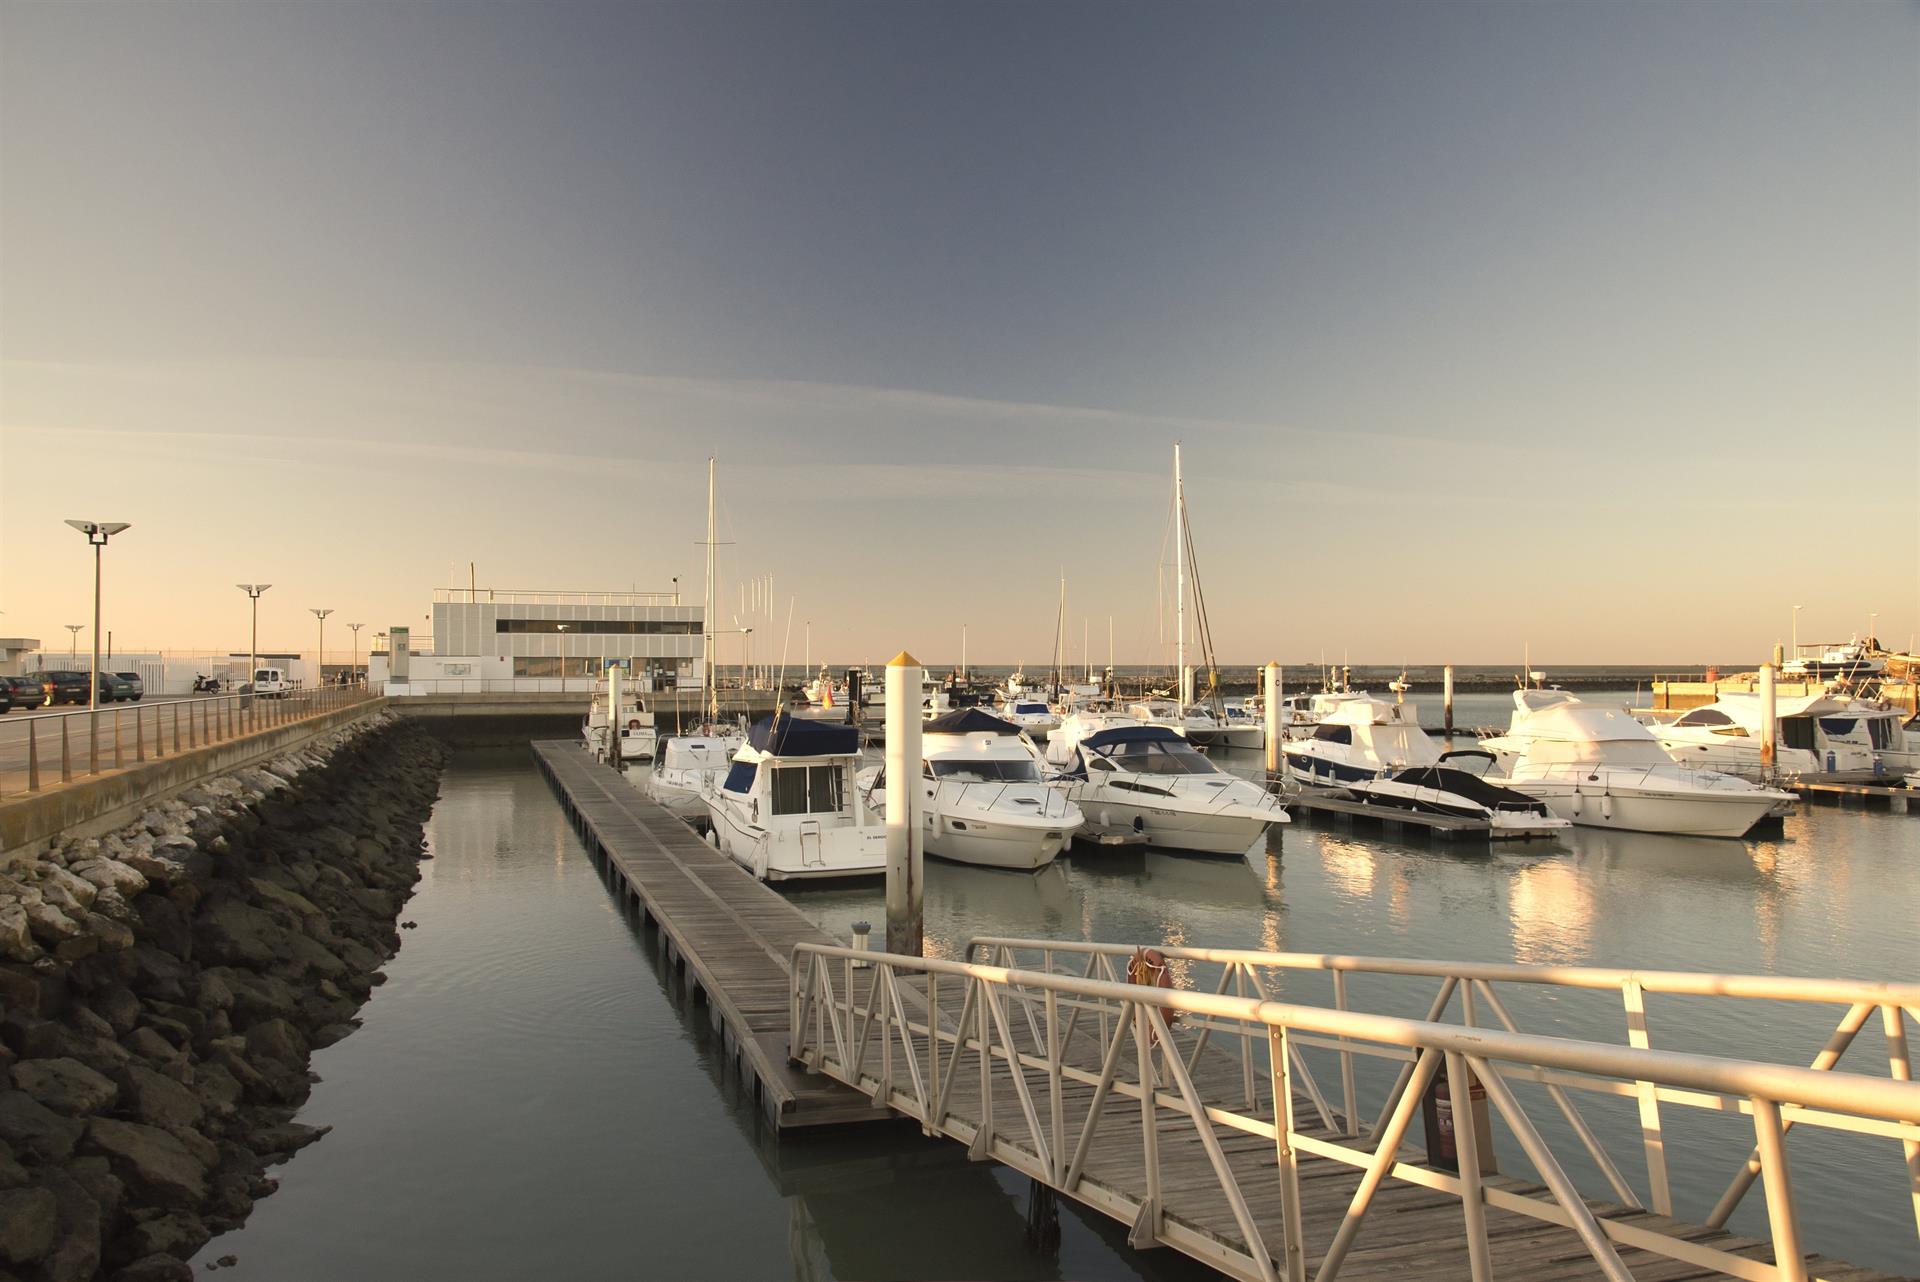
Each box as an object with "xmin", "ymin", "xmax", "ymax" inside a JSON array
[{"xmin": 3, "ymin": 1, "xmax": 1914, "ymax": 665}]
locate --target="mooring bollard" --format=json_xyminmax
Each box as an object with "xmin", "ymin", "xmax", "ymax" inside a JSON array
[{"xmin": 884, "ymin": 651, "xmax": 924, "ymax": 956}]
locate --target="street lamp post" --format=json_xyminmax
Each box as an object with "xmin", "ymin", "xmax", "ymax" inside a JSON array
[
  {"xmin": 557, "ymin": 623, "xmax": 570, "ymax": 694},
  {"xmin": 65, "ymin": 520, "xmax": 131, "ymax": 712},
  {"xmin": 65, "ymin": 624, "xmax": 82, "ymax": 664},
  {"xmin": 347, "ymin": 623, "xmax": 364, "ymax": 686},
  {"xmin": 311, "ymin": 608, "xmax": 333, "ymax": 687},
  {"xmin": 237, "ymin": 584, "xmax": 271, "ymax": 705}
]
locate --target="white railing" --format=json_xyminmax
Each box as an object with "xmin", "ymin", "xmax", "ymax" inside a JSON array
[
  {"xmin": 431, "ymin": 587, "xmax": 680, "ymax": 606},
  {"xmin": 0, "ymin": 685, "xmax": 380, "ymax": 799},
  {"xmin": 789, "ymin": 939, "xmax": 1920, "ymax": 1282}
]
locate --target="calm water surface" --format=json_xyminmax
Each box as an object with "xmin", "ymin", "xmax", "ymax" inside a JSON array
[{"xmin": 198, "ymin": 708, "xmax": 1919, "ymax": 1278}]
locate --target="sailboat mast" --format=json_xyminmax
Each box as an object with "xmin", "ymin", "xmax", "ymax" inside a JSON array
[
  {"xmin": 1175, "ymin": 443, "xmax": 1186, "ymax": 701},
  {"xmin": 704, "ymin": 457, "xmax": 717, "ymax": 724}
]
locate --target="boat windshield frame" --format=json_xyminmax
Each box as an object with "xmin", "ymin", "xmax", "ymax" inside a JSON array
[{"xmin": 1091, "ymin": 738, "xmax": 1220, "ymax": 776}]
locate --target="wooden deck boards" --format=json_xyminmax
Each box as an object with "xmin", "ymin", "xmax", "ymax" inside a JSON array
[{"xmin": 533, "ymin": 740, "xmax": 886, "ymax": 1128}]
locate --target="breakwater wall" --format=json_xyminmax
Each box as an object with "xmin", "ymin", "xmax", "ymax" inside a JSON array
[{"xmin": 0, "ymin": 715, "xmax": 445, "ymax": 1282}]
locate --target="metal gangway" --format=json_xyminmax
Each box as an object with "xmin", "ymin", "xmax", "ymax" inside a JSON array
[{"xmin": 788, "ymin": 937, "xmax": 1920, "ymax": 1282}]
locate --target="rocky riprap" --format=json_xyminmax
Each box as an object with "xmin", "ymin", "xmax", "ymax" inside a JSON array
[{"xmin": 0, "ymin": 715, "xmax": 445, "ymax": 1282}]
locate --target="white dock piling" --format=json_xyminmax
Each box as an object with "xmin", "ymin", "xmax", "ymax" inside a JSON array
[
  {"xmin": 884, "ymin": 651, "xmax": 925, "ymax": 956},
  {"xmin": 1264, "ymin": 662, "xmax": 1282, "ymax": 778},
  {"xmin": 606, "ymin": 663, "xmax": 622, "ymax": 768},
  {"xmin": 1443, "ymin": 664, "xmax": 1455, "ymax": 740},
  {"xmin": 1759, "ymin": 662, "xmax": 1777, "ymax": 779}
]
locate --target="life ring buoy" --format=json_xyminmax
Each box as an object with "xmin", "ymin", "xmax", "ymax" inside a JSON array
[{"xmin": 1127, "ymin": 947, "xmax": 1179, "ymax": 1039}]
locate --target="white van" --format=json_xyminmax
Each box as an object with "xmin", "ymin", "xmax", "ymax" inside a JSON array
[{"xmin": 252, "ymin": 667, "xmax": 294, "ymax": 698}]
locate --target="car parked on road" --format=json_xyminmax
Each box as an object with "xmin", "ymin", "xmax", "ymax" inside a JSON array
[
  {"xmin": 6, "ymin": 674, "xmax": 52, "ymax": 708},
  {"xmin": 28, "ymin": 671, "xmax": 91, "ymax": 705},
  {"xmin": 113, "ymin": 672, "xmax": 145, "ymax": 701},
  {"xmin": 94, "ymin": 672, "xmax": 135, "ymax": 702}
]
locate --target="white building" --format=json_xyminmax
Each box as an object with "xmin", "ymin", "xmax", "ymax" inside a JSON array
[{"xmin": 371, "ymin": 589, "xmax": 704, "ymax": 694}]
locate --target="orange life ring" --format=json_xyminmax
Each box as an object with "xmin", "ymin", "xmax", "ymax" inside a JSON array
[{"xmin": 1127, "ymin": 947, "xmax": 1179, "ymax": 1038}]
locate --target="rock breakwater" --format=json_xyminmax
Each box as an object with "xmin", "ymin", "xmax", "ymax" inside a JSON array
[{"xmin": 0, "ymin": 715, "xmax": 445, "ymax": 1281}]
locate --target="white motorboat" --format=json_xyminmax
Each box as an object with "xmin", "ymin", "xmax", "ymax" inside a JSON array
[
  {"xmin": 1283, "ymin": 693, "xmax": 1437, "ymax": 786},
  {"xmin": 998, "ymin": 696, "xmax": 1061, "ymax": 741},
  {"xmin": 1126, "ymin": 699, "xmax": 1228, "ymax": 744},
  {"xmin": 1341, "ymin": 761, "xmax": 1571, "ymax": 841},
  {"xmin": 706, "ymin": 715, "xmax": 887, "ymax": 881},
  {"xmin": 857, "ymin": 709, "xmax": 1082, "ymax": 870},
  {"xmin": 644, "ymin": 730, "xmax": 747, "ymax": 819},
  {"xmin": 1482, "ymin": 691, "xmax": 1793, "ymax": 838},
  {"xmin": 582, "ymin": 675, "xmax": 656, "ymax": 762},
  {"xmin": 1046, "ymin": 720, "xmax": 1288, "ymax": 854},
  {"xmin": 1650, "ymin": 693, "xmax": 1884, "ymax": 780},
  {"xmin": 1213, "ymin": 701, "xmax": 1266, "ymax": 750},
  {"xmin": 1783, "ymin": 635, "xmax": 1885, "ymax": 681}
]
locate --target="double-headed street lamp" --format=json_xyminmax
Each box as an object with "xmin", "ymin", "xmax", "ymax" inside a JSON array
[
  {"xmin": 65, "ymin": 520, "xmax": 131, "ymax": 711},
  {"xmin": 347, "ymin": 623, "xmax": 364, "ymax": 686},
  {"xmin": 65, "ymin": 624, "xmax": 82, "ymax": 663},
  {"xmin": 238, "ymin": 584, "xmax": 271, "ymax": 695},
  {"xmin": 311, "ymin": 608, "xmax": 333, "ymax": 686}
]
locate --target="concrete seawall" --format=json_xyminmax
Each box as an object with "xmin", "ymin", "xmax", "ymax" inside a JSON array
[{"xmin": 1, "ymin": 702, "xmax": 391, "ymax": 868}]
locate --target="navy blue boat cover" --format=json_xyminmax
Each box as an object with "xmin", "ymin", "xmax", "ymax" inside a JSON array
[
  {"xmin": 747, "ymin": 714, "xmax": 859, "ymax": 756},
  {"xmin": 924, "ymin": 707, "xmax": 1022, "ymax": 736}
]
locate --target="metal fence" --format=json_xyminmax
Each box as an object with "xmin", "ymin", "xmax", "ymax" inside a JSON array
[
  {"xmin": 0, "ymin": 685, "xmax": 378, "ymax": 799},
  {"xmin": 789, "ymin": 936, "xmax": 1920, "ymax": 1282}
]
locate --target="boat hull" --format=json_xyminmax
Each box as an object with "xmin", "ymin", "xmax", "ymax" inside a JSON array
[
  {"xmin": 705, "ymin": 797, "xmax": 887, "ymax": 881},
  {"xmin": 1516, "ymin": 781, "xmax": 1779, "ymax": 838}
]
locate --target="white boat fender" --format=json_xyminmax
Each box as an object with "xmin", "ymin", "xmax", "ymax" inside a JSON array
[{"xmin": 1601, "ymin": 793, "xmax": 1614, "ymax": 822}]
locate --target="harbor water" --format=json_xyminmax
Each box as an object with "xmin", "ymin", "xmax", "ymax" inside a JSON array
[{"xmin": 195, "ymin": 704, "xmax": 1919, "ymax": 1278}]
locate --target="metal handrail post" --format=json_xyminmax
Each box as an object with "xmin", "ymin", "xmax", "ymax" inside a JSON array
[
  {"xmin": 1624, "ymin": 978, "xmax": 1673, "ymax": 1215},
  {"xmin": 1131, "ymin": 1003, "xmax": 1162, "ymax": 1248},
  {"xmin": 1270, "ymin": 1024, "xmax": 1307, "ymax": 1282},
  {"xmin": 1445, "ymin": 1051, "xmax": 1493, "ymax": 1282},
  {"xmin": 1884, "ymin": 1005, "xmax": 1920, "ymax": 1238},
  {"xmin": 1751, "ymin": 1097, "xmax": 1808, "ymax": 1282},
  {"xmin": 61, "ymin": 717, "xmax": 72, "ymax": 783},
  {"xmin": 27, "ymin": 719, "xmax": 39, "ymax": 791},
  {"xmin": 88, "ymin": 709, "xmax": 99, "ymax": 775},
  {"xmin": 113, "ymin": 709, "xmax": 123, "ymax": 770},
  {"xmin": 135, "ymin": 705, "xmax": 145, "ymax": 763}
]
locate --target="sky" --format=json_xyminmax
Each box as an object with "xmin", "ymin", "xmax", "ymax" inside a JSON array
[{"xmin": 2, "ymin": 0, "xmax": 1915, "ymax": 666}]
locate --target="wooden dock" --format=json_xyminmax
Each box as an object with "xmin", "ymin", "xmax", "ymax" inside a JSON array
[
  {"xmin": 1789, "ymin": 775, "xmax": 1913, "ymax": 814},
  {"xmin": 532, "ymin": 740, "xmax": 887, "ymax": 1129}
]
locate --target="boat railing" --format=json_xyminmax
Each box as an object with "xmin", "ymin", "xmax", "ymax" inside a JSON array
[{"xmin": 793, "ymin": 937, "xmax": 1920, "ymax": 1282}]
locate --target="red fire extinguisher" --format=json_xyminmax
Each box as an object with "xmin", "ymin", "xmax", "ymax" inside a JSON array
[{"xmin": 1421, "ymin": 1068, "xmax": 1495, "ymax": 1174}]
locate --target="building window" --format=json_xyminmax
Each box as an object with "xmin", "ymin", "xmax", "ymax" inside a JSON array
[
  {"xmin": 512, "ymin": 657, "xmax": 601, "ymax": 678},
  {"xmin": 495, "ymin": 619, "xmax": 699, "ymax": 635}
]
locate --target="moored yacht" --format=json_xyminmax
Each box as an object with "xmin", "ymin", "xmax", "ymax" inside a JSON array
[
  {"xmin": 998, "ymin": 695, "xmax": 1061, "ymax": 742},
  {"xmin": 582, "ymin": 674, "xmax": 656, "ymax": 762},
  {"xmin": 1650, "ymin": 693, "xmax": 1884, "ymax": 780},
  {"xmin": 1283, "ymin": 694, "xmax": 1436, "ymax": 785},
  {"xmin": 1046, "ymin": 722, "xmax": 1288, "ymax": 854},
  {"xmin": 706, "ymin": 715, "xmax": 886, "ymax": 881},
  {"xmin": 1482, "ymin": 691, "xmax": 1793, "ymax": 838},
  {"xmin": 856, "ymin": 709, "xmax": 1082, "ymax": 870},
  {"xmin": 1343, "ymin": 762, "xmax": 1571, "ymax": 840},
  {"xmin": 644, "ymin": 729, "xmax": 746, "ymax": 819}
]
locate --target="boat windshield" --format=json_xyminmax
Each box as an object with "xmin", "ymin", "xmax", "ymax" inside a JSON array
[
  {"xmin": 930, "ymin": 759, "xmax": 1040, "ymax": 782},
  {"xmin": 1096, "ymin": 739, "xmax": 1218, "ymax": 776}
]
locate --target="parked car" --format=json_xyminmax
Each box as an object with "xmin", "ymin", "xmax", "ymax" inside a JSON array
[
  {"xmin": 113, "ymin": 672, "xmax": 145, "ymax": 701},
  {"xmin": 29, "ymin": 671, "xmax": 90, "ymax": 705},
  {"xmin": 7, "ymin": 674, "xmax": 53, "ymax": 708},
  {"xmin": 94, "ymin": 673, "xmax": 135, "ymax": 702},
  {"xmin": 252, "ymin": 667, "xmax": 293, "ymax": 698}
]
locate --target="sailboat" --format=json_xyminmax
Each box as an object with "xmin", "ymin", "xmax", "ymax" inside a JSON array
[
  {"xmin": 1158, "ymin": 443, "xmax": 1262, "ymax": 749},
  {"xmin": 645, "ymin": 457, "xmax": 747, "ymax": 818}
]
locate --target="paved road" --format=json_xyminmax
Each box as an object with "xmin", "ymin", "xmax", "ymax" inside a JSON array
[
  {"xmin": 3, "ymin": 693, "xmax": 212, "ymax": 719},
  {"xmin": 0, "ymin": 695, "xmax": 243, "ymax": 792}
]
